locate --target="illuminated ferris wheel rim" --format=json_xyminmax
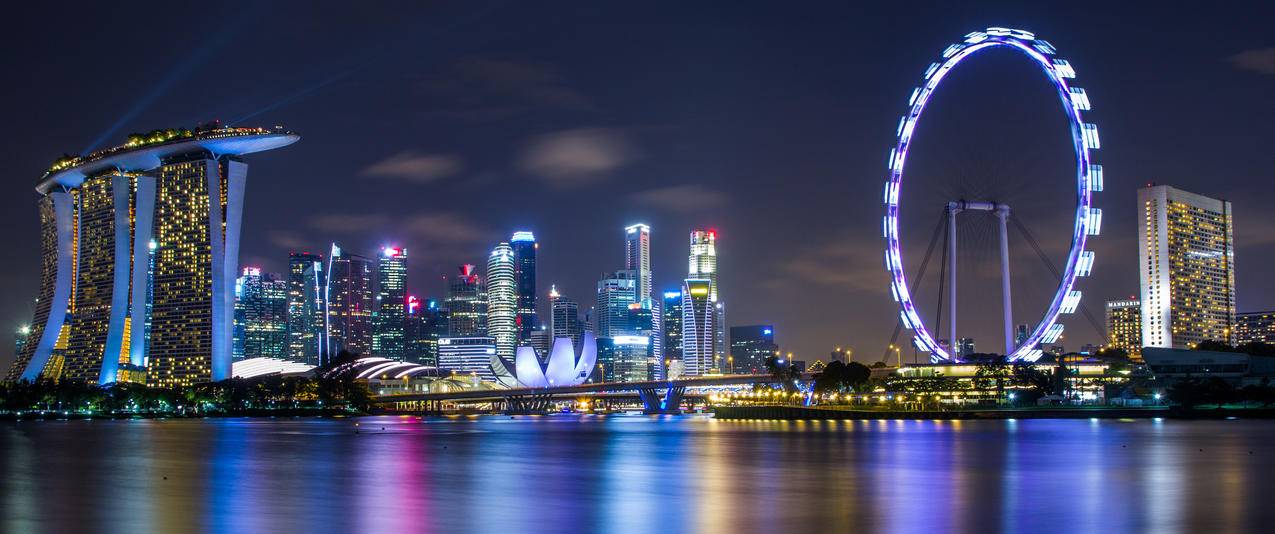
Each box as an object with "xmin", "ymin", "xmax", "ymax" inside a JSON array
[{"xmin": 882, "ymin": 27, "xmax": 1102, "ymax": 362}]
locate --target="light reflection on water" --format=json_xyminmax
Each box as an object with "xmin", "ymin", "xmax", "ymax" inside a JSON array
[{"xmin": 2, "ymin": 416, "xmax": 1273, "ymax": 533}]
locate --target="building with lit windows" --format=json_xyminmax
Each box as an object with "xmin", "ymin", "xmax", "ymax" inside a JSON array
[
  {"xmin": 662, "ymin": 290, "xmax": 683, "ymax": 366},
  {"xmin": 596, "ymin": 271, "xmax": 637, "ymax": 338},
  {"xmin": 287, "ymin": 252, "xmax": 326, "ymax": 365},
  {"xmin": 486, "ymin": 242, "xmax": 517, "ymax": 360},
  {"xmin": 510, "ymin": 231, "xmax": 538, "ymax": 344},
  {"xmin": 445, "ymin": 264, "xmax": 486, "ymax": 337},
  {"xmin": 689, "ymin": 229, "xmax": 726, "ymax": 368},
  {"xmin": 729, "ymin": 325, "xmax": 776, "ymax": 374},
  {"xmin": 5, "ymin": 124, "xmax": 297, "ymax": 385},
  {"xmin": 233, "ymin": 268, "xmax": 288, "ymax": 361},
  {"xmin": 612, "ymin": 335, "xmax": 655, "ymax": 382},
  {"xmin": 404, "ymin": 296, "xmax": 446, "ymax": 365},
  {"xmin": 1236, "ymin": 311, "xmax": 1275, "ymax": 345},
  {"xmin": 437, "ymin": 336, "xmax": 497, "ymax": 381},
  {"xmin": 1105, "ymin": 299, "xmax": 1143, "ymax": 359},
  {"xmin": 326, "ymin": 244, "xmax": 374, "ymax": 357},
  {"xmin": 549, "ymin": 286, "xmax": 583, "ymax": 350},
  {"xmin": 682, "ymin": 279, "xmax": 715, "ymax": 376},
  {"xmin": 373, "ymin": 246, "xmax": 408, "ymax": 360},
  {"xmin": 625, "ymin": 224, "xmax": 652, "ymax": 305},
  {"xmin": 1138, "ymin": 185, "xmax": 1236, "ymax": 349}
]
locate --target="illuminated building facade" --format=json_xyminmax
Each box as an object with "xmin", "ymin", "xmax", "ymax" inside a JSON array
[
  {"xmin": 1236, "ymin": 311, "xmax": 1275, "ymax": 345},
  {"xmin": 326, "ymin": 244, "xmax": 374, "ymax": 356},
  {"xmin": 287, "ymin": 252, "xmax": 326, "ymax": 365},
  {"xmin": 729, "ymin": 325, "xmax": 776, "ymax": 374},
  {"xmin": 404, "ymin": 296, "xmax": 446, "ymax": 365},
  {"xmin": 510, "ymin": 232, "xmax": 538, "ymax": 344},
  {"xmin": 549, "ymin": 286, "xmax": 583, "ymax": 351},
  {"xmin": 1138, "ymin": 185, "xmax": 1236, "ymax": 349},
  {"xmin": 596, "ymin": 271, "xmax": 637, "ymax": 338},
  {"xmin": 625, "ymin": 224, "xmax": 652, "ymax": 305},
  {"xmin": 688, "ymin": 229, "xmax": 726, "ymax": 369},
  {"xmin": 446, "ymin": 264, "xmax": 486, "ymax": 337},
  {"xmin": 437, "ymin": 336, "xmax": 497, "ymax": 381},
  {"xmin": 233, "ymin": 268, "xmax": 288, "ymax": 360},
  {"xmin": 662, "ymin": 290, "xmax": 683, "ymax": 366},
  {"xmin": 682, "ymin": 278, "xmax": 715, "ymax": 376},
  {"xmin": 6, "ymin": 125, "xmax": 297, "ymax": 385},
  {"xmin": 1105, "ymin": 299, "xmax": 1143, "ymax": 359},
  {"xmin": 374, "ymin": 247, "xmax": 408, "ymax": 360},
  {"xmin": 486, "ymin": 242, "xmax": 517, "ymax": 360}
]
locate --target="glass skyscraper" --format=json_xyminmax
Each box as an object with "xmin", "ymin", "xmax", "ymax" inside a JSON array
[
  {"xmin": 446, "ymin": 264, "xmax": 486, "ymax": 337},
  {"xmin": 688, "ymin": 230, "xmax": 725, "ymax": 371},
  {"xmin": 549, "ymin": 286, "xmax": 583, "ymax": 351},
  {"xmin": 681, "ymin": 279, "xmax": 715, "ymax": 376},
  {"xmin": 287, "ymin": 251, "xmax": 326, "ymax": 365},
  {"xmin": 486, "ymin": 242, "xmax": 518, "ymax": 360},
  {"xmin": 326, "ymin": 244, "xmax": 375, "ymax": 357},
  {"xmin": 729, "ymin": 325, "xmax": 776, "ymax": 374},
  {"xmin": 596, "ymin": 271, "xmax": 637, "ymax": 338},
  {"xmin": 233, "ymin": 268, "xmax": 288, "ymax": 361},
  {"xmin": 374, "ymin": 246, "xmax": 408, "ymax": 361},
  {"xmin": 510, "ymin": 231, "xmax": 538, "ymax": 344},
  {"xmin": 1138, "ymin": 185, "xmax": 1236, "ymax": 348},
  {"xmin": 625, "ymin": 224, "xmax": 652, "ymax": 305}
]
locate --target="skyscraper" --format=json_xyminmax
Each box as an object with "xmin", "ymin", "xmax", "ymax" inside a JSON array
[
  {"xmin": 729, "ymin": 325, "xmax": 776, "ymax": 374},
  {"xmin": 596, "ymin": 271, "xmax": 637, "ymax": 337},
  {"xmin": 510, "ymin": 231, "xmax": 538, "ymax": 345},
  {"xmin": 662, "ymin": 290, "xmax": 683, "ymax": 366},
  {"xmin": 486, "ymin": 242, "xmax": 518, "ymax": 360},
  {"xmin": 233, "ymin": 268, "xmax": 288, "ymax": 360},
  {"xmin": 287, "ymin": 252, "xmax": 326, "ymax": 365},
  {"xmin": 326, "ymin": 244, "xmax": 374, "ymax": 357},
  {"xmin": 445, "ymin": 264, "xmax": 486, "ymax": 337},
  {"xmin": 1138, "ymin": 185, "xmax": 1236, "ymax": 348},
  {"xmin": 1105, "ymin": 299, "xmax": 1143, "ymax": 359},
  {"xmin": 682, "ymin": 279, "xmax": 715, "ymax": 376},
  {"xmin": 374, "ymin": 246, "xmax": 408, "ymax": 360},
  {"xmin": 404, "ymin": 296, "xmax": 447, "ymax": 365},
  {"xmin": 6, "ymin": 124, "xmax": 297, "ymax": 385},
  {"xmin": 689, "ymin": 229, "xmax": 726, "ymax": 370},
  {"xmin": 625, "ymin": 224, "xmax": 652, "ymax": 305},
  {"xmin": 549, "ymin": 286, "xmax": 583, "ymax": 350}
]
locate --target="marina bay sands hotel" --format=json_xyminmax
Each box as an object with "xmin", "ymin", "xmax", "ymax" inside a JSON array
[{"xmin": 5, "ymin": 124, "xmax": 299, "ymax": 386}]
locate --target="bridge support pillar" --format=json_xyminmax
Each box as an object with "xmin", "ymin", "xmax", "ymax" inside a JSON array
[
  {"xmin": 637, "ymin": 386, "xmax": 685, "ymax": 415},
  {"xmin": 504, "ymin": 393, "xmax": 553, "ymax": 415}
]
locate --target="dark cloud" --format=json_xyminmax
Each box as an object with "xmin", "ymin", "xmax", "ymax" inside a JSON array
[
  {"xmin": 360, "ymin": 151, "xmax": 463, "ymax": 183},
  {"xmin": 516, "ymin": 128, "xmax": 635, "ymax": 188},
  {"xmin": 1229, "ymin": 48, "xmax": 1275, "ymax": 75},
  {"xmin": 629, "ymin": 184, "xmax": 730, "ymax": 213}
]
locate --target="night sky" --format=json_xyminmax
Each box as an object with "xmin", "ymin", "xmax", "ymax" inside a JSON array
[{"xmin": 2, "ymin": 1, "xmax": 1273, "ymax": 371}]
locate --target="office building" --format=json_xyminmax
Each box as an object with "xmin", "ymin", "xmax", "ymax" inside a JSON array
[
  {"xmin": 6, "ymin": 124, "xmax": 297, "ymax": 384},
  {"xmin": 404, "ymin": 296, "xmax": 447, "ymax": 365},
  {"xmin": 510, "ymin": 231, "xmax": 538, "ymax": 343},
  {"xmin": 373, "ymin": 246, "xmax": 408, "ymax": 360},
  {"xmin": 437, "ymin": 336, "xmax": 497, "ymax": 381},
  {"xmin": 1105, "ymin": 299, "xmax": 1143, "ymax": 359},
  {"xmin": 486, "ymin": 242, "xmax": 517, "ymax": 360},
  {"xmin": 730, "ymin": 325, "xmax": 777, "ymax": 374},
  {"xmin": 445, "ymin": 264, "xmax": 486, "ymax": 337},
  {"xmin": 662, "ymin": 290, "xmax": 683, "ymax": 366},
  {"xmin": 689, "ymin": 229, "xmax": 726, "ymax": 369},
  {"xmin": 682, "ymin": 279, "xmax": 715, "ymax": 376},
  {"xmin": 1236, "ymin": 311, "xmax": 1275, "ymax": 345},
  {"xmin": 327, "ymin": 244, "xmax": 374, "ymax": 356},
  {"xmin": 549, "ymin": 286, "xmax": 583, "ymax": 350},
  {"xmin": 625, "ymin": 224, "xmax": 653, "ymax": 305},
  {"xmin": 287, "ymin": 252, "xmax": 326, "ymax": 365},
  {"xmin": 1138, "ymin": 185, "xmax": 1236, "ymax": 348},
  {"xmin": 596, "ymin": 271, "xmax": 637, "ymax": 338},
  {"xmin": 232, "ymin": 268, "xmax": 288, "ymax": 361},
  {"xmin": 612, "ymin": 335, "xmax": 655, "ymax": 382}
]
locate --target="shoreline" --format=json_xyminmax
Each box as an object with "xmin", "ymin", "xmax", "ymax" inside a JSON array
[{"xmin": 712, "ymin": 405, "xmax": 1275, "ymax": 420}]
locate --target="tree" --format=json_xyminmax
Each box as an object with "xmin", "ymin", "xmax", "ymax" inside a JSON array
[
  {"xmin": 813, "ymin": 360, "xmax": 873, "ymax": 395},
  {"xmin": 764, "ymin": 355, "xmax": 802, "ymax": 393},
  {"xmin": 974, "ymin": 356, "xmax": 1011, "ymax": 399},
  {"xmin": 1194, "ymin": 340, "xmax": 1238, "ymax": 352}
]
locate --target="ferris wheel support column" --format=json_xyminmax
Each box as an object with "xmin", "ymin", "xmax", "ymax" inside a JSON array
[
  {"xmin": 947, "ymin": 202, "xmax": 959, "ymax": 352},
  {"xmin": 996, "ymin": 204, "xmax": 1014, "ymax": 355}
]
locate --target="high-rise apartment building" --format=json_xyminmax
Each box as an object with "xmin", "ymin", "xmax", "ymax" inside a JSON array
[
  {"xmin": 729, "ymin": 325, "xmax": 776, "ymax": 374},
  {"xmin": 374, "ymin": 246, "xmax": 408, "ymax": 360},
  {"xmin": 682, "ymin": 279, "xmax": 715, "ymax": 376},
  {"xmin": 1105, "ymin": 299, "xmax": 1142, "ymax": 359},
  {"xmin": 445, "ymin": 264, "xmax": 486, "ymax": 337},
  {"xmin": 233, "ymin": 268, "xmax": 288, "ymax": 360},
  {"xmin": 1138, "ymin": 185, "xmax": 1236, "ymax": 348},
  {"xmin": 1236, "ymin": 311, "xmax": 1275, "ymax": 345},
  {"xmin": 287, "ymin": 252, "xmax": 326, "ymax": 365},
  {"xmin": 326, "ymin": 244, "xmax": 374, "ymax": 356},
  {"xmin": 510, "ymin": 232, "xmax": 538, "ymax": 344},
  {"xmin": 486, "ymin": 242, "xmax": 517, "ymax": 360},
  {"xmin": 6, "ymin": 125, "xmax": 297, "ymax": 385}
]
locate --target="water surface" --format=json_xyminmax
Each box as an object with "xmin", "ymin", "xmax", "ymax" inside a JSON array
[{"xmin": 2, "ymin": 416, "xmax": 1272, "ymax": 533}]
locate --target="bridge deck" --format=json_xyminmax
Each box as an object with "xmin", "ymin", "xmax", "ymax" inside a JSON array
[{"xmin": 372, "ymin": 374, "xmax": 774, "ymax": 403}]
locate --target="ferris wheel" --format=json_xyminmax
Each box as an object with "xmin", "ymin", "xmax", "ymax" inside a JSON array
[{"xmin": 882, "ymin": 27, "xmax": 1103, "ymax": 362}]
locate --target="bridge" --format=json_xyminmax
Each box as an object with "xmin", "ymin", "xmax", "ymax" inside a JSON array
[{"xmin": 371, "ymin": 374, "xmax": 778, "ymax": 415}]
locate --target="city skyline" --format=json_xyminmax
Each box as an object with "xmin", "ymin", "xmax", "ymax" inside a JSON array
[{"xmin": 3, "ymin": 3, "xmax": 1275, "ymax": 372}]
